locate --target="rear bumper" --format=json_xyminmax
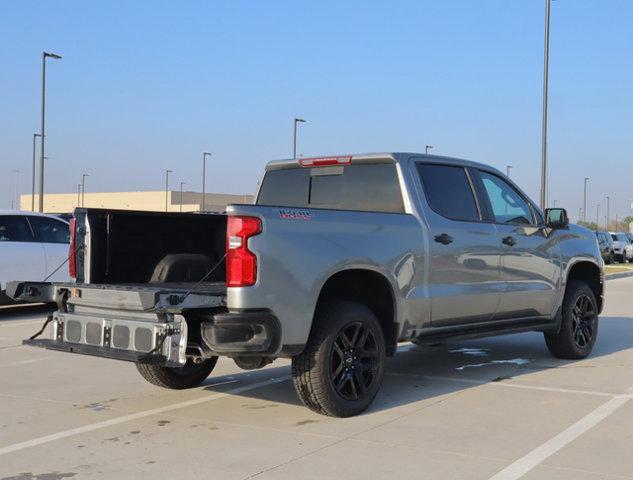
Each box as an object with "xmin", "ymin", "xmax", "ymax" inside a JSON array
[{"xmin": 201, "ymin": 310, "xmax": 281, "ymax": 355}]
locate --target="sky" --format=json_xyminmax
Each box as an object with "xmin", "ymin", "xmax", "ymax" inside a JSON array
[{"xmin": 1, "ymin": 0, "xmax": 632, "ymax": 223}]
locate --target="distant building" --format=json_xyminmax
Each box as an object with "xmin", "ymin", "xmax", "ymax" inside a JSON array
[{"xmin": 19, "ymin": 191, "xmax": 253, "ymax": 214}]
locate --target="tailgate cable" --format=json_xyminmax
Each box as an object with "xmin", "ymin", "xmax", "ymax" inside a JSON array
[
  {"xmin": 139, "ymin": 326, "xmax": 175, "ymax": 362},
  {"xmin": 28, "ymin": 315, "xmax": 54, "ymax": 340},
  {"xmin": 26, "ymin": 246, "xmax": 79, "ymax": 340}
]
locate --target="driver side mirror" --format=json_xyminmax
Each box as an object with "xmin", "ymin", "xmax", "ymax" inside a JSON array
[{"xmin": 545, "ymin": 208, "xmax": 569, "ymax": 228}]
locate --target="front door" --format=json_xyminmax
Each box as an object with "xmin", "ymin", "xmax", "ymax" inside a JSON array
[
  {"xmin": 476, "ymin": 170, "xmax": 560, "ymax": 319},
  {"xmin": 415, "ymin": 162, "xmax": 502, "ymax": 327}
]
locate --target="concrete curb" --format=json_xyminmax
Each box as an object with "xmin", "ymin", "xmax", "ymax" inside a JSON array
[{"xmin": 605, "ymin": 271, "xmax": 633, "ymax": 281}]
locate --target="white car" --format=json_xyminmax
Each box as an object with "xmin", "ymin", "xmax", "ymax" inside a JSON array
[
  {"xmin": 609, "ymin": 232, "xmax": 633, "ymax": 263},
  {"xmin": 0, "ymin": 211, "xmax": 71, "ymax": 303}
]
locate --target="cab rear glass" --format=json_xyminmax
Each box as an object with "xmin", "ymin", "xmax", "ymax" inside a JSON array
[{"xmin": 256, "ymin": 163, "xmax": 405, "ymax": 213}]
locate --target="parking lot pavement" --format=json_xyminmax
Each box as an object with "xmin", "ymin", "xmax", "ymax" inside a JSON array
[{"xmin": 1, "ymin": 277, "xmax": 633, "ymax": 480}]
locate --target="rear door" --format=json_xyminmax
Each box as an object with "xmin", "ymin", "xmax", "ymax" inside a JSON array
[
  {"xmin": 26, "ymin": 215, "xmax": 71, "ymax": 282},
  {"xmin": 415, "ymin": 162, "xmax": 502, "ymax": 327},
  {"xmin": 0, "ymin": 215, "xmax": 47, "ymax": 289},
  {"xmin": 475, "ymin": 170, "xmax": 559, "ymax": 319}
]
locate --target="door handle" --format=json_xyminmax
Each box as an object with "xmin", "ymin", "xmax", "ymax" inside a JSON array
[
  {"xmin": 502, "ymin": 236, "xmax": 517, "ymax": 246},
  {"xmin": 434, "ymin": 233, "xmax": 454, "ymax": 245}
]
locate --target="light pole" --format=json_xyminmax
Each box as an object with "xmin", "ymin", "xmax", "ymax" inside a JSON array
[
  {"xmin": 425, "ymin": 145, "xmax": 433, "ymax": 155},
  {"xmin": 165, "ymin": 169, "xmax": 173, "ymax": 212},
  {"xmin": 540, "ymin": 0, "xmax": 552, "ymax": 210},
  {"xmin": 39, "ymin": 51, "xmax": 62, "ymax": 213},
  {"xmin": 180, "ymin": 181, "xmax": 186, "ymax": 212},
  {"xmin": 81, "ymin": 173, "xmax": 89, "ymax": 207},
  {"xmin": 605, "ymin": 195, "xmax": 610, "ymax": 230},
  {"xmin": 596, "ymin": 204, "xmax": 600, "ymax": 227},
  {"xmin": 31, "ymin": 133, "xmax": 41, "ymax": 211},
  {"xmin": 201, "ymin": 152, "xmax": 211, "ymax": 212},
  {"xmin": 77, "ymin": 184, "xmax": 81, "ymax": 208},
  {"xmin": 553, "ymin": 199, "xmax": 558, "ymax": 207},
  {"xmin": 506, "ymin": 165, "xmax": 513, "ymax": 178},
  {"xmin": 12, "ymin": 170, "xmax": 20, "ymax": 210},
  {"xmin": 293, "ymin": 118, "xmax": 306, "ymax": 159},
  {"xmin": 583, "ymin": 177, "xmax": 589, "ymax": 222}
]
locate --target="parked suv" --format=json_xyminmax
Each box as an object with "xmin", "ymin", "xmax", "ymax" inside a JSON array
[
  {"xmin": 10, "ymin": 153, "xmax": 604, "ymax": 417},
  {"xmin": 595, "ymin": 231, "xmax": 615, "ymax": 264},
  {"xmin": 0, "ymin": 211, "xmax": 70, "ymax": 303},
  {"xmin": 609, "ymin": 232, "xmax": 632, "ymax": 263}
]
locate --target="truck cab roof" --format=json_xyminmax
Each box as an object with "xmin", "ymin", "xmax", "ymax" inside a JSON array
[{"xmin": 265, "ymin": 152, "xmax": 500, "ymax": 174}]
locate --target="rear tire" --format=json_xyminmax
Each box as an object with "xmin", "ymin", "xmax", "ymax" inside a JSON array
[
  {"xmin": 291, "ymin": 301, "xmax": 386, "ymax": 417},
  {"xmin": 136, "ymin": 357, "xmax": 218, "ymax": 389},
  {"xmin": 544, "ymin": 280, "xmax": 598, "ymax": 360}
]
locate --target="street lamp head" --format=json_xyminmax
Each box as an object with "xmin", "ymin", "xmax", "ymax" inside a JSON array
[
  {"xmin": 203, "ymin": 152, "xmax": 211, "ymax": 157},
  {"xmin": 295, "ymin": 118, "xmax": 306, "ymax": 123},
  {"xmin": 34, "ymin": 133, "xmax": 41, "ymax": 138},
  {"xmin": 44, "ymin": 52, "xmax": 62, "ymax": 60},
  {"xmin": 166, "ymin": 169, "xmax": 173, "ymax": 173}
]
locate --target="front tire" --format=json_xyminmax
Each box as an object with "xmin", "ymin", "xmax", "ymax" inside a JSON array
[
  {"xmin": 136, "ymin": 357, "xmax": 218, "ymax": 389},
  {"xmin": 544, "ymin": 280, "xmax": 598, "ymax": 359},
  {"xmin": 292, "ymin": 301, "xmax": 386, "ymax": 417}
]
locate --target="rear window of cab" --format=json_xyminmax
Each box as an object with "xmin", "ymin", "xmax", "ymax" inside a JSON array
[{"xmin": 256, "ymin": 163, "xmax": 405, "ymax": 213}]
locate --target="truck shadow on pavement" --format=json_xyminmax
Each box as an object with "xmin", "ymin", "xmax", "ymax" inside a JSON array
[{"xmin": 200, "ymin": 315, "xmax": 633, "ymax": 414}]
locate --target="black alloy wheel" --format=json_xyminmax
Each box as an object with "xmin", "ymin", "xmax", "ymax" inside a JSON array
[
  {"xmin": 330, "ymin": 321, "xmax": 380, "ymax": 401},
  {"xmin": 571, "ymin": 293, "xmax": 596, "ymax": 349}
]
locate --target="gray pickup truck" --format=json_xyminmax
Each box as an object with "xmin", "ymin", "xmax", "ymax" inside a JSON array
[{"xmin": 10, "ymin": 152, "xmax": 604, "ymax": 417}]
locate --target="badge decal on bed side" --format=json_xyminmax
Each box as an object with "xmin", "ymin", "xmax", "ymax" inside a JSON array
[{"xmin": 279, "ymin": 209, "xmax": 312, "ymax": 220}]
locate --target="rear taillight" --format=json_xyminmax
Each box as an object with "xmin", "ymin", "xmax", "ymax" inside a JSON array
[
  {"xmin": 68, "ymin": 218, "xmax": 77, "ymax": 278},
  {"xmin": 226, "ymin": 216, "xmax": 262, "ymax": 287}
]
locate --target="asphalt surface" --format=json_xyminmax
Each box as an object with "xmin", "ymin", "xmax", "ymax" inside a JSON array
[{"xmin": 1, "ymin": 277, "xmax": 633, "ymax": 480}]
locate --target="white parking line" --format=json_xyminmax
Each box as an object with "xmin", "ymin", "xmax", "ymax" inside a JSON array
[
  {"xmin": 387, "ymin": 372, "xmax": 627, "ymax": 398},
  {"xmin": 0, "ymin": 356, "xmax": 54, "ymax": 368},
  {"xmin": 488, "ymin": 386, "xmax": 633, "ymax": 480},
  {"xmin": 0, "ymin": 375, "xmax": 290, "ymax": 457}
]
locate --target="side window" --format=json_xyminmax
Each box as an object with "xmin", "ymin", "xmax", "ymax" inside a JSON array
[
  {"xmin": 479, "ymin": 171, "xmax": 535, "ymax": 225},
  {"xmin": 28, "ymin": 216, "xmax": 70, "ymax": 244},
  {"xmin": 0, "ymin": 216, "xmax": 34, "ymax": 242},
  {"xmin": 417, "ymin": 164, "xmax": 479, "ymax": 222},
  {"xmin": 611, "ymin": 234, "xmax": 618, "ymax": 242}
]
